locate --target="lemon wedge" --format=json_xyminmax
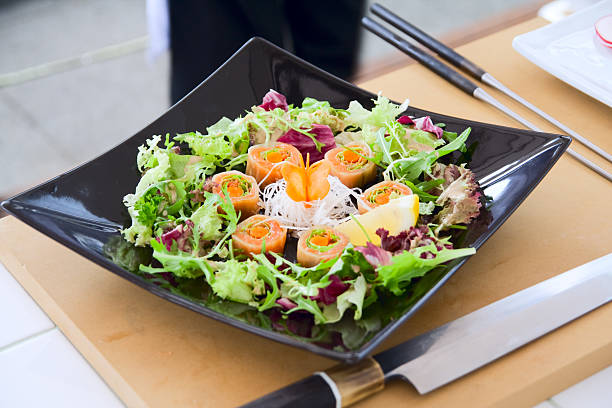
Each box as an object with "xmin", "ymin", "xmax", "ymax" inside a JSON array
[{"xmin": 336, "ymin": 194, "xmax": 419, "ymax": 246}]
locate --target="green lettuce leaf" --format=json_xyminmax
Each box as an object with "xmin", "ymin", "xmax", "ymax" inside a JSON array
[
  {"xmin": 168, "ymin": 153, "xmax": 210, "ymax": 183},
  {"xmin": 290, "ymin": 297, "xmax": 327, "ymax": 325},
  {"xmin": 136, "ymin": 134, "xmax": 164, "ymax": 172},
  {"xmin": 330, "ymin": 247, "xmax": 376, "ymax": 282},
  {"xmin": 383, "ymin": 127, "xmax": 471, "ymax": 183},
  {"xmin": 141, "ymin": 238, "xmax": 213, "ymax": 280},
  {"xmin": 189, "ymin": 195, "xmax": 224, "ymax": 243},
  {"xmin": 409, "ymin": 129, "xmax": 446, "ymax": 148},
  {"xmin": 173, "ymin": 117, "xmax": 249, "ymax": 174},
  {"xmin": 133, "ymin": 153, "xmax": 171, "ymax": 201},
  {"xmin": 346, "ymin": 94, "xmax": 409, "ymax": 129},
  {"xmin": 419, "ymin": 201, "xmax": 436, "ymax": 215},
  {"xmin": 210, "ymin": 259, "xmax": 264, "ymax": 304},
  {"xmin": 134, "ymin": 189, "xmax": 163, "ymax": 227},
  {"xmin": 322, "ymin": 275, "xmax": 367, "ymax": 323},
  {"xmin": 175, "ymin": 131, "xmax": 231, "ymax": 160},
  {"xmin": 205, "ymin": 116, "xmax": 250, "ymax": 156},
  {"xmin": 121, "ymin": 213, "xmax": 153, "ymax": 247},
  {"xmin": 122, "ymin": 136, "xmax": 177, "ymax": 246},
  {"xmin": 255, "ymin": 262, "xmax": 281, "ymax": 311},
  {"xmin": 377, "ymin": 244, "xmax": 475, "ymax": 295},
  {"xmin": 126, "ymin": 179, "xmax": 188, "ymax": 245},
  {"xmin": 400, "ymin": 179, "xmax": 440, "ymax": 202},
  {"xmin": 300, "ymin": 97, "xmax": 332, "ymax": 113}
]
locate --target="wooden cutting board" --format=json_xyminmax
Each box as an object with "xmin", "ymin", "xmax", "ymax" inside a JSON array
[{"xmin": 1, "ymin": 18, "xmax": 612, "ymax": 408}]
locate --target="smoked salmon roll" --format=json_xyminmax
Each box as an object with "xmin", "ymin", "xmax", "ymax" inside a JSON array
[
  {"xmin": 297, "ymin": 226, "xmax": 349, "ymax": 267},
  {"xmin": 232, "ymin": 215, "xmax": 287, "ymax": 256},
  {"xmin": 358, "ymin": 180, "xmax": 413, "ymax": 214},
  {"xmin": 324, "ymin": 142, "xmax": 377, "ymax": 188},
  {"xmin": 246, "ymin": 142, "xmax": 302, "ymax": 187},
  {"xmin": 211, "ymin": 171, "xmax": 260, "ymax": 220}
]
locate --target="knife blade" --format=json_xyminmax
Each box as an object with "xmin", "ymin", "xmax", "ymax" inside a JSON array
[{"xmin": 241, "ymin": 253, "xmax": 612, "ymax": 408}]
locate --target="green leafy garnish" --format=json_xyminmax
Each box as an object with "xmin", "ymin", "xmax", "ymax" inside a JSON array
[
  {"xmin": 134, "ymin": 189, "xmax": 163, "ymax": 227},
  {"xmin": 141, "ymin": 238, "xmax": 212, "ymax": 280},
  {"xmin": 377, "ymin": 244, "xmax": 475, "ymax": 295}
]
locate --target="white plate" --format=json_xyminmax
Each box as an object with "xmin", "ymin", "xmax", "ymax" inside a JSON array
[{"xmin": 513, "ymin": 0, "xmax": 612, "ymax": 108}]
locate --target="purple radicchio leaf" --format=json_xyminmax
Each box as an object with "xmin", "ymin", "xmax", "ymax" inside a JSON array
[
  {"xmin": 355, "ymin": 241, "xmax": 392, "ymax": 267},
  {"xmin": 413, "ymin": 116, "xmax": 443, "ymax": 139},
  {"xmin": 286, "ymin": 311, "xmax": 314, "ymax": 338},
  {"xmin": 310, "ymin": 275, "xmax": 349, "ymax": 305},
  {"xmin": 375, "ymin": 228, "xmax": 410, "ymax": 254},
  {"xmin": 140, "ymin": 269, "xmax": 179, "ymax": 288},
  {"xmin": 397, "ymin": 115, "xmax": 415, "ymax": 125},
  {"xmin": 160, "ymin": 220, "xmax": 194, "ymax": 252},
  {"xmin": 264, "ymin": 308, "xmax": 285, "ymax": 331},
  {"xmin": 276, "ymin": 297, "xmax": 298, "ymax": 311},
  {"xmin": 189, "ymin": 178, "xmax": 220, "ymax": 204},
  {"xmin": 377, "ymin": 226, "xmax": 453, "ymax": 258},
  {"xmin": 277, "ymin": 124, "xmax": 336, "ymax": 162},
  {"xmin": 314, "ymin": 332, "xmax": 346, "ymax": 351},
  {"xmin": 258, "ymin": 89, "xmax": 288, "ymax": 111},
  {"xmin": 434, "ymin": 165, "xmax": 483, "ymax": 227},
  {"xmin": 267, "ymin": 308, "xmax": 314, "ymax": 338},
  {"xmin": 264, "ymin": 252, "xmax": 291, "ymax": 272}
]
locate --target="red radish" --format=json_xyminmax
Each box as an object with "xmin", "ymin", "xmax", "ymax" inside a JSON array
[{"xmin": 595, "ymin": 15, "xmax": 612, "ymax": 47}]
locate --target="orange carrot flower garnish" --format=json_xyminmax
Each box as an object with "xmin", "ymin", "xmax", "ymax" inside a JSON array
[{"xmin": 281, "ymin": 155, "xmax": 330, "ymax": 202}]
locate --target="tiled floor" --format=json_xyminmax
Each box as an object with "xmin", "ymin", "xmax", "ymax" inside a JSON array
[
  {"xmin": 0, "ymin": 329, "xmax": 124, "ymax": 408},
  {"xmin": 1, "ymin": 260, "xmax": 611, "ymax": 407},
  {"xmin": 0, "ymin": 260, "xmax": 53, "ymax": 347},
  {"xmin": 0, "ymin": 50, "xmax": 169, "ymax": 199},
  {"xmin": 0, "ymin": 0, "xmax": 168, "ymax": 200},
  {"xmin": 0, "ymin": 263, "xmax": 124, "ymax": 407},
  {"xmin": 0, "ymin": 0, "xmax": 147, "ymax": 73}
]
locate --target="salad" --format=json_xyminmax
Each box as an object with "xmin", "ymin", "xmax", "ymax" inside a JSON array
[{"xmin": 116, "ymin": 90, "xmax": 483, "ymax": 349}]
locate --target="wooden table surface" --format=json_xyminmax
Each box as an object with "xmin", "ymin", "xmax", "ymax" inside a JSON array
[{"xmin": 1, "ymin": 18, "xmax": 611, "ymax": 408}]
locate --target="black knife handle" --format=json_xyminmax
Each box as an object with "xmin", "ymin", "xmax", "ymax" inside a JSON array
[
  {"xmin": 370, "ymin": 3, "xmax": 486, "ymax": 80},
  {"xmin": 361, "ymin": 17, "xmax": 479, "ymax": 96},
  {"xmin": 240, "ymin": 358, "xmax": 385, "ymax": 408},
  {"xmin": 240, "ymin": 374, "xmax": 337, "ymax": 408}
]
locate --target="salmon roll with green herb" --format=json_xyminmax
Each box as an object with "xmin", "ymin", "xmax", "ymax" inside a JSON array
[
  {"xmin": 297, "ymin": 226, "xmax": 349, "ymax": 267},
  {"xmin": 232, "ymin": 215, "xmax": 287, "ymax": 256},
  {"xmin": 358, "ymin": 180, "xmax": 412, "ymax": 214},
  {"xmin": 324, "ymin": 142, "xmax": 377, "ymax": 188},
  {"xmin": 246, "ymin": 142, "xmax": 302, "ymax": 187},
  {"xmin": 211, "ymin": 171, "xmax": 260, "ymax": 220}
]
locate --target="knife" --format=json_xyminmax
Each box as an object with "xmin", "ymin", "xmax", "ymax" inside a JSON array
[{"xmin": 241, "ymin": 253, "xmax": 612, "ymax": 407}]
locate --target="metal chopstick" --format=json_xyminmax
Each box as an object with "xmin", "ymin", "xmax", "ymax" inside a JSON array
[
  {"xmin": 361, "ymin": 16, "xmax": 612, "ymax": 182},
  {"xmin": 370, "ymin": 3, "xmax": 612, "ymax": 164}
]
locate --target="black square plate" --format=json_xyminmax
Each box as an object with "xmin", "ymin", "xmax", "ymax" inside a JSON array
[{"xmin": 2, "ymin": 38, "xmax": 570, "ymax": 363}]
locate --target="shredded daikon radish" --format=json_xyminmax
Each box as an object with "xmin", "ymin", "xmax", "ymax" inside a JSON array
[
  {"xmin": 257, "ymin": 161, "xmax": 285, "ymax": 188},
  {"xmin": 262, "ymin": 176, "xmax": 361, "ymax": 234}
]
